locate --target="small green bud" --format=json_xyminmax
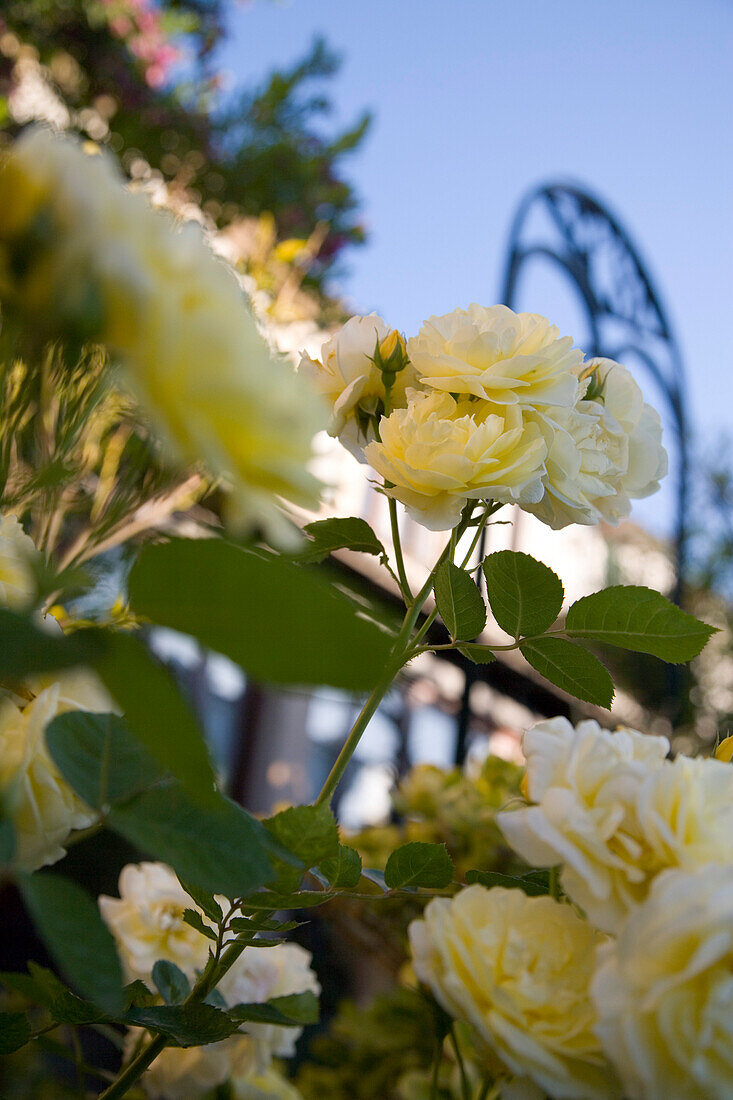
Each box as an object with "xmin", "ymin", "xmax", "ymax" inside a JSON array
[{"xmin": 372, "ymin": 329, "xmax": 409, "ymax": 379}]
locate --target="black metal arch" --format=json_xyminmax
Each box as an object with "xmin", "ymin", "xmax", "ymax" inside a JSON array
[{"xmin": 500, "ymin": 182, "xmax": 689, "ymax": 604}]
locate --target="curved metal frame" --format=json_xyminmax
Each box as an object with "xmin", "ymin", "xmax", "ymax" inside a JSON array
[
  {"xmin": 454, "ymin": 183, "xmax": 691, "ymax": 763},
  {"xmin": 501, "ymin": 182, "xmax": 689, "ymax": 603}
]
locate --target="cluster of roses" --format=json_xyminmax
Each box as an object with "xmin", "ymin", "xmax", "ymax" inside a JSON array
[
  {"xmin": 99, "ymin": 862, "xmax": 317, "ymax": 1099},
  {"xmin": 300, "ymin": 307, "xmax": 667, "ymax": 532},
  {"xmin": 409, "ymin": 717, "xmax": 733, "ymax": 1100},
  {"xmin": 0, "ymin": 126, "xmax": 325, "ymax": 544}
]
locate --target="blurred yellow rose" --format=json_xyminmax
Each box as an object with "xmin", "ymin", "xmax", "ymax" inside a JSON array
[
  {"xmin": 99, "ymin": 861, "xmax": 215, "ymax": 984},
  {"xmin": 107, "ymin": 864, "xmax": 320, "ymax": 1099},
  {"xmin": 221, "ymin": 943, "xmax": 320, "ymax": 1076},
  {"xmin": 0, "ymin": 514, "xmax": 38, "ymax": 610},
  {"xmin": 123, "ymin": 1030, "xmax": 234, "ymax": 1100},
  {"xmin": 407, "ymin": 304, "xmax": 582, "ymax": 408},
  {"xmin": 499, "ymin": 717, "xmax": 733, "ymax": 932},
  {"xmin": 0, "ymin": 683, "xmax": 98, "ymax": 870},
  {"xmin": 232, "ymin": 1066, "xmax": 304, "ymax": 1099},
  {"xmin": 0, "ymin": 127, "xmax": 326, "ymax": 543},
  {"xmin": 593, "ymin": 865, "xmax": 733, "ymax": 1100},
  {"xmin": 409, "ymin": 884, "xmax": 620, "ymax": 1099},
  {"xmin": 299, "ymin": 313, "xmax": 416, "ymax": 460},
  {"xmin": 364, "ymin": 389, "xmax": 547, "ymax": 530}
]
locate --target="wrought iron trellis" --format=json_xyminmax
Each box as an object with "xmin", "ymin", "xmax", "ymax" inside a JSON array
[
  {"xmin": 500, "ymin": 181, "xmax": 689, "ymax": 602},
  {"xmin": 455, "ymin": 182, "xmax": 691, "ymax": 763}
]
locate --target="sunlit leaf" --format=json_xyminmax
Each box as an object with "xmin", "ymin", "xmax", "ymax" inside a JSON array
[
  {"xmin": 434, "ymin": 561, "xmax": 486, "ymax": 640},
  {"xmin": 384, "ymin": 842, "xmax": 454, "ymax": 890},
  {"xmin": 483, "ymin": 551, "xmax": 564, "ymax": 638},
  {"xmin": 520, "ymin": 637, "xmax": 613, "ymax": 709},
  {"xmin": 565, "ymin": 586, "xmax": 716, "ymax": 663}
]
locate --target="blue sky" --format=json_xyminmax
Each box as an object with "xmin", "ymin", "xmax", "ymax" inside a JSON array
[{"xmin": 218, "ymin": 0, "xmax": 733, "ymax": 534}]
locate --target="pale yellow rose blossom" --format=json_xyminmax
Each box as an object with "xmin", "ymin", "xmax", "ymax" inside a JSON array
[
  {"xmin": 299, "ymin": 313, "xmax": 417, "ymax": 460},
  {"xmin": 0, "ymin": 127, "xmax": 326, "ymax": 543},
  {"xmin": 103, "ymin": 862, "xmax": 319, "ymax": 1099},
  {"xmin": 364, "ymin": 389, "xmax": 547, "ymax": 530},
  {"xmin": 592, "ymin": 865, "xmax": 733, "ymax": 1100},
  {"xmin": 499, "ymin": 717, "xmax": 733, "ymax": 932},
  {"xmin": 232, "ymin": 1066, "xmax": 304, "ymax": 1099},
  {"xmin": 407, "ymin": 304, "xmax": 582, "ymax": 408},
  {"xmin": 0, "ymin": 514, "xmax": 38, "ymax": 609},
  {"xmin": 0, "ymin": 682, "xmax": 99, "ymax": 870},
  {"xmin": 99, "ymin": 861, "xmax": 215, "ymax": 984},
  {"xmin": 526, "ymin": 357, "xmax": 668, "ymax": 529},
  {"xmin": 409, "ymin": 884, "xmax": 620, "ymax": 1099}
]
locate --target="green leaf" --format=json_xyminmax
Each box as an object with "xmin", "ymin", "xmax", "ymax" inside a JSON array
[
  {"xmin": 565, "ymin": 586, "xmax": 716, "ymax": 663},
  {"xmin": 457, "ymin": 644, "xmax": 496, "ymax": 664},
  {"xmin": 107, "ymin": 785, "xmax": 273, "ymax": 898},
  {"xmin": 127, "ymin": 539, "xmax": 394, "ymax": 690},
  {"xmin": 0, "ymin": 971, "xmax": 39, "ymax": 1000},
  {"xmin": 181, "ymin": 909, "xmax": 217, "ymax": 941},
  {"xmin": 123, "ymin": 980, "xmax": 158, "ymax": 1010},
  {"xmin": 20, "ymin": 874, "xmax": 123, "ymax": 1015},
  {"xmin": 384, "ymin": 842, "xmax": 454, "ymax": 890},
  {"xmin": 464, "ymin": 869, "xmax": 551, "ymax": 896},
  {"xmin": 0, "ymin": 609, "xmax": 102, "ymax": 678},
  {"xmin": 238, "ymin": 891, "xmax": 335, "ymax": 911},
  {"xmin": 300, "ymin": 517, "xmax": 386, "ymax": 562},
  {"xmin": 0, "ymin": 816, "xmax": 14, "ymax": 863},
  {"xmin": 2, "ymin": 964, "xmax": 102, "ymax": 1024},
  {"xmin": 45, "ymin": 711, "xmax": 163, "ymax": 810},
  {"xmin": 0, "ymin": 1012, "xmax": 31, "ymax": 1053},
  {"xmin": 229, "ymin": 990, "xmax": 319, "ymax": 1027},
  {"xmin": 152, "ymin": 961, "xmax": 190, "ymax": 1006},
  {"xmin": 433, "ymin": 561, "xmax": 486, "ymax": 640},
  {"xmin": 319, "ymin": 845, "xmax": 362, "ymax": 888},
  {"xmin": 483, "ymin": 551, "xmax": 564, "ymax": 638},
  {"xmin": 264, "ymin": 804, "xmax": 339, "ymax": 868},
  {"xmin": 94, "ymin": 631, "xmax": 217, "ymax": 806},
  {"xmin": 125, "ymin": 1004, "xmax": 239, "ymax": 1047},
  {"xmin": 228, "ymin": 918, "xmax": 301, "ymax": 935},
  {"xmin": 520, "ymin": 637, "xmax": 614, "ymax": 708},
  {"xmin": 177, "ymin": 880, "xmax": 223, "ymax": 925}
]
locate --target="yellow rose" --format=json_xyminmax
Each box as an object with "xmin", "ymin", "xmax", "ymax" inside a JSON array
[
  {"xmin": 409, "ymin": 885, "xmax": 620, "ymax": 1099},
  {"xmin": 525, "ymin": 358, "xmax": 668, "ymax": 530},
  {"xmin": 499, "ymin": 718, "xmax": 733, "ymax": 932},
  {"xmin": 99, "ymin": 862, "xmax": 215, "ymax": 984},
  {"xmin": 592, "ymin": 865, "xmax": 733, "ymax": 1100},
  {"xmin": 364, "ymin": 389, "xmax": 547, "ymax": 530},
  {"xmin": 299, "ymin": 314, "xmax": 417, "ymax": 460},
  {"xmin": 0, "ymin": 513, "xmax": 38, "ymax": 610},
  {"xmin": 0, "ymin": 683, "xmax": 97, "ymax": 871},
  {"xmin": 407, "ymin": 304, "xmax": 582, "ymax": 408}
]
